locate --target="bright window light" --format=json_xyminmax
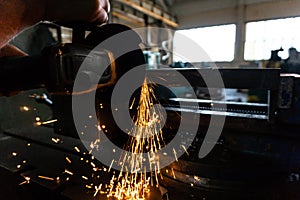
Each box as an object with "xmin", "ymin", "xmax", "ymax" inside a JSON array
[
  {"xmin": 173, "ymin": 24, "xmax": 236, "ymax": 62},
  {"xmin": 244, "ymin": 17, "xmax": 300, "ymax": 61}
]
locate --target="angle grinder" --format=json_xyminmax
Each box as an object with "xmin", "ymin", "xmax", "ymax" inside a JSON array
[{"xmin": 0, "ymin": 22, "xmax": 146, "ymax": 140}]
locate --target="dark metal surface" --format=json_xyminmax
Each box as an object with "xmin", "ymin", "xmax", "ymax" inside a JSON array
[{"xmin": 0, "ymin": 127, "xmax": 166, "ymax": 200}]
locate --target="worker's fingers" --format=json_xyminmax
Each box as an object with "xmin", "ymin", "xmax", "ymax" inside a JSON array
[
  {"xmin": 85, "ymin": 0, "xmax": 110, "ymax": 24},
  {"xmin": 100, "ymin": 0, "xmax": 110, "ymax": 13},
  {"xmin": 91, "ymin": 7, "xmax": 109, "ymax": 24},
  {"xmin": 44, "ymin": 0, "xmax": 110, "ymax": 23},
  {"xmin": 95, "ymin": 0, "xmax": 110, "ymax": 23}
]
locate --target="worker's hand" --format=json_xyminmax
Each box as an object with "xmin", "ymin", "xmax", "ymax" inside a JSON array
[{"xmin": 44, "ymin": 0, "xmax": 110, "ymax": 24}]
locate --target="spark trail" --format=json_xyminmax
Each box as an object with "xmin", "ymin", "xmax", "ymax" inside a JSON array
[{"xmin": 107, "ymin": 78, "xmax": 165, "ymax": 200}]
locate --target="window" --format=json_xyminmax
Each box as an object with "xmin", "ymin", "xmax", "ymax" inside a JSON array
[
  {"xmin": 244, "ymin": 17, "xmax": 300, "ymax": 61},
  {"xmin": 173, "ymin": 24, "xmax": 236, "ymax": 62}
]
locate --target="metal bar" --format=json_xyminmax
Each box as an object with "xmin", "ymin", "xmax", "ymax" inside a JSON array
[
  {"xmin": 164, "ymin": 107, "xmax": 268, "ymax": 120},
  {"xmin": 169, "ymin": 97, "xmax": 269, "ymax": 107},
  {"xmin": 146, "ymin": 68, "xmax": 280, "ymax": 89}
]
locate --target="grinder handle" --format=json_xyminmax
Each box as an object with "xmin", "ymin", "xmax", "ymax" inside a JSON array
[{"xmin": 53, "ymin": 21, "xmax": 100, "ymax": 43}]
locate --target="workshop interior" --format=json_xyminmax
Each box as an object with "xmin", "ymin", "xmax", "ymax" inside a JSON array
[{"xmin": 1, "ymin": 0, "xmax": 300, "ymax": 199}]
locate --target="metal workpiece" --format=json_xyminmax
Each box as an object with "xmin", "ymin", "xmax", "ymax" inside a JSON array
[{"xmin": 146, "ymin": 68, "xmax": 280, "ymax": 89}]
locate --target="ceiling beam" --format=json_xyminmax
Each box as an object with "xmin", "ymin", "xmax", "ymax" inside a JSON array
[{"xmin": 113, "ymin": 0, "xmax": 178, "ymax": 27}]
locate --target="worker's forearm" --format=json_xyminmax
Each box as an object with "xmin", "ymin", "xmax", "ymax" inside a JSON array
[
  {"xmin": 0, "ymin": 0, "xmax": 45, "ymax": 49},
  {"xmin": 0, "ymin": 0, "xmax": 110, "ymax": 50}
]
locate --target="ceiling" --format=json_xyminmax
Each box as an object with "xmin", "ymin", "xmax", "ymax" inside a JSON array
[
  {"xmin": 161, "ymin": 0, "xmax": 297, "ymax": 27},
  {"xmin": 110, "ymin": 0, "xmax": 300, "ymax": 29}
]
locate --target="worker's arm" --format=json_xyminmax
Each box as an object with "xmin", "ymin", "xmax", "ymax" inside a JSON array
[
  {"xmin": 0, "ymin": 45, "xmax": 27, "ymax": 57},
  {"xmin": 0, "ymin": 0, "xmax": 110, "ymax": 56}
]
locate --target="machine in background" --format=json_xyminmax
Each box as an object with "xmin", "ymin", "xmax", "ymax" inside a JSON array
[{"xmin": 146, "ymin": 68, "xmax": 300, "ymax": 200}]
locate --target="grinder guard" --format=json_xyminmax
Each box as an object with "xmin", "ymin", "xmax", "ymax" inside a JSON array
[{"xmin": 52, "ymin": 24, "xmax": 146, "ymax": 144}]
